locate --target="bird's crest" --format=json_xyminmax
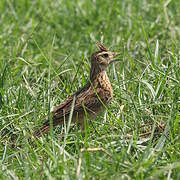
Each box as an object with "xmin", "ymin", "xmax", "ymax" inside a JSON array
[{"xmin": 96, "ymin": 42, "xmax": 108, "ymax": 52}]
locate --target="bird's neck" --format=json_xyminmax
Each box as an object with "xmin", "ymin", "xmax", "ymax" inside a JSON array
[
  {"xmin": 90, "ymin": 65, "xmax": 105, "ymax": 81},
  {"xmin": 91, "ymin": 70, "xmax": 113, "ymax": 99},
  {"xmin": 91, "ymin": 70, "xmax": 111, "ymax": 88}
]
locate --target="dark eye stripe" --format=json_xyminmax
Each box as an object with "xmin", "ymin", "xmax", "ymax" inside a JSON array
[{"xmin": 103, "ymin": 54, "xmax": 108, "ymax": 58}]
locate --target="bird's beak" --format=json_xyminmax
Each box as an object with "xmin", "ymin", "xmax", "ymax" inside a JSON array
[{"xmin": 109, "ymin": 52, "xmax": 121, "ymax": 64}]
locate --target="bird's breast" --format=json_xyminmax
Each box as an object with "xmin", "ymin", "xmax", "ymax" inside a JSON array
[{"xmin": 93, "ymin": 71, "xmax": 113, "ymax": 104}]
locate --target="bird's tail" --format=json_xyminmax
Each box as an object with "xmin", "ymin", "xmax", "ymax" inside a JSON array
[
  {"xmin": 33, "ymin": 116, "xmax": 65, "ymax": 137},
  {"xmin": 33, "ymin": 121, "xmax": 51, "ymax": 138}
]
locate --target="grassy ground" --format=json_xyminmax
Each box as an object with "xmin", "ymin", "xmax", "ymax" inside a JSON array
[{"xmin": 0, "ymin": 0, "xmax": 180, "ymax": 179}]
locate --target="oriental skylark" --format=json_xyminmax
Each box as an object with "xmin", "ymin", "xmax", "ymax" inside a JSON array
[{"xmin": 34, "ymin": 43, "xmax": 119, "ymax": 137}]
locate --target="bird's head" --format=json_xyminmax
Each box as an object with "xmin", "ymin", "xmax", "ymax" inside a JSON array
[{"xmin": 90, "ymin": 43, "xmax": 119, "ymax": 80}]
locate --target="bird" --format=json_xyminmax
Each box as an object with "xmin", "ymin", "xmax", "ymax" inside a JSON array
[{"xmin": 34, "ymin": 43, "xmax": 119, "ymax": 137}]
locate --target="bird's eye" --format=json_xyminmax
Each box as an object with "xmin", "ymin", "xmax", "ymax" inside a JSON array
[{"xmin": 103, "ymin": 54, "xmax": 108, "ymax": 58}]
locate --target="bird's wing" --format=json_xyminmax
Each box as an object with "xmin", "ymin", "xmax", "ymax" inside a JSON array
[
  {"xmin": 33, "ymin": 87, "xmax": 102, "ymax": 137},
  {"xmin": 52, "ymin": 85, "xmax": 103, "ymax": 121},
  {"xmin": 52, "ymin": 82, "xmax": 91, "ymax": 118},
  {"xmin": 33, "ymin": 84, "xmax": 104, "ymax": 137}
]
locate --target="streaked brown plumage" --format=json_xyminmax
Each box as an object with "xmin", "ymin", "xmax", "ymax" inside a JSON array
[{"xmin": 34, "ymin": 43, "xmax": 118, "ymax": 137}]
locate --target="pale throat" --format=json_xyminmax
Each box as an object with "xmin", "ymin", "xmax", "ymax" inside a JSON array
[{"xmin": 90, "ymin": 63, "xmax": 108, "ymax": 80}]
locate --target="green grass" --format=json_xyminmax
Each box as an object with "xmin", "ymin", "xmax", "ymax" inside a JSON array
[{"xmin": 0, "ymin": 0, "xmax": 180, "ymax": 179}]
